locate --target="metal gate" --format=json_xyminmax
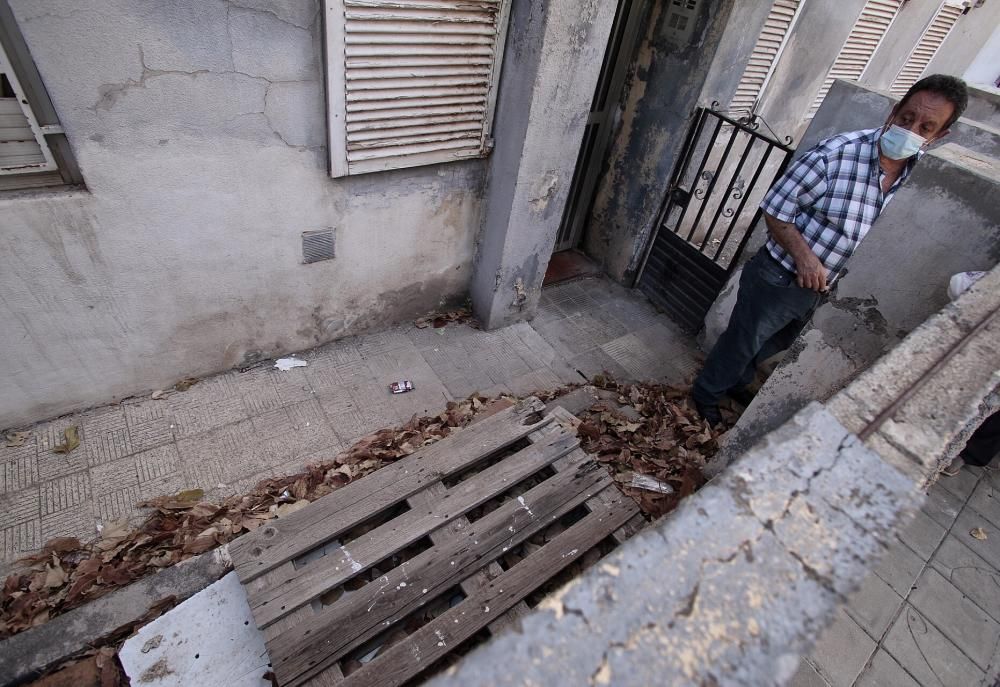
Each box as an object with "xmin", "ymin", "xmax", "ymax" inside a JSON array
[{"xmin": 636, "ymin": 106, "xmax": 795, "ymax": 332}]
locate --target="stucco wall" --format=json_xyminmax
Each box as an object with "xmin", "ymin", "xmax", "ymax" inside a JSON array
[
  {"xmin": 964, "ymin": 25, "xmax": 1000, "ymax": 91},
  {"xmin": 0, "ymin": 0, "xmax": 488, "ymax": 428}
]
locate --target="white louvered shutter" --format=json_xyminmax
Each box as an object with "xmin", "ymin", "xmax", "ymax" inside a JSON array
[
  {"xmin": 807, "ymin": 0, "xmax": 903, "ymax": 118},
  {"xmin": 730, "ymin": 0, "xmax": 803, "ymax": 115},
  {"xmin": 324, "ymin": 0, "xmax": 511, "ymax": 178},
  {"xmin": 0, "ymin": 38, "xmax": 56, "ymax": 175},
  {"xmin": 890, "ymin": 2, "xmax": 965, "ymax": 97}
]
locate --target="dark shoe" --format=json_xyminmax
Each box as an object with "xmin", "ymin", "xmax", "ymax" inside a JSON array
[
  {"xmin": 693, "ymin": 398, "xmax": 723, "ymax": 425},
  {"xmin": 726, "ymin": 386, "xmax": 756, "ymax": 408}
]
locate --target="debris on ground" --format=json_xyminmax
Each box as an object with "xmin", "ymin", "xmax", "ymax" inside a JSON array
[
  {"xmin": 414, "ymin": 307, "xmax": 478, "ymax": 330},
  {"xmin": 51, "ymin": 426, "xmax": 80, "ymax": 454},
  {"xmin": 389, "ymin": 380, "xmax": 414, "ymax": 394},
  {"xmin": 630, "ymin": 473, "xmax": 675, "ymax": 495},
  {"xmin": 0, "ymin": 376, "xmax": 717, "ymax": 638},
  {"xmin": 173, "ymin": 378, "xmax": 199, "ymax": 392},
  {"xmin": 274, "ymin": 357, "xmax": 308, "ymax": 371},
  {"xmin": 971, "ymin": 527, "xmax": 988, "ymax": 541},
  {"xmin": 21, "ymin": 646, "xmax": 125, "ymax": 687},
  {"xmin": 4, "ymin": 430, "xmax": 30, "ymax": 447},
  {"xmin": 0, "ymin": 394, "xmax": 505, "ymax": 639}
]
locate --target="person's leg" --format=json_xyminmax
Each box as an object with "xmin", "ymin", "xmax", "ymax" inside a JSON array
[
  {"xmin": 735, "ymin": 312, "xmax": 813, "ymax": 389},
  {"xmin": 692, "ymin": 249, "xmax": 818, "ymax": 415},
  {"xmin": 961, "ymin": 412, "xmax": 1000, "ymax": 467}
]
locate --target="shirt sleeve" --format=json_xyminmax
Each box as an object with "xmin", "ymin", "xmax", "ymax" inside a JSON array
[{"xmin": 759, "ymin": 147, "xmax": 828, "ymax": 223}]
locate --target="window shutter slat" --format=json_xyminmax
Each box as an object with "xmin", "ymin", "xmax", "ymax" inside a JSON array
[
  {"xmin": 807, "ymin": 0, "xmax": 903, "ymax": 118},
  {"xmin": 0, "ymin": 41, "xmax": 57, "ymax": 175},
  {"xmin": 729, "ymin": 0, "xmax": 803, "ymax": 114},
  {"xmin": 889, "ymin": 3, "xmax": 964, "ymax": 97},
  {"xmin": 326, "ymin": 0, "xmax": 509, "ymax": 175}
]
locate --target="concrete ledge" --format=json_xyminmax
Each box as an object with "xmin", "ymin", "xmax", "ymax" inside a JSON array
[
  {"xmin": 0, "ymin": 547, "xmax": 231, "ymax": 686},
  {"xmin": 427, "ymin": 404, "xmax": 917, "ymax": 686}
]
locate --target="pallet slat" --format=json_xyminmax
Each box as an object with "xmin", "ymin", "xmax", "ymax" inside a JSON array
[
  {"xmin": 271, "ymin": 452, "xmax": 611, "ymax": 686},
  {"xmin": 230, "ymin": 399, "xmax": 549, "ymax": 581},
  {"xmin": 249, "ymin": 429, "xmax": 577, "ymax": 629},
  {"xmin": 341, "ymin": 490, "xmax": 638, "ymax": 686}
]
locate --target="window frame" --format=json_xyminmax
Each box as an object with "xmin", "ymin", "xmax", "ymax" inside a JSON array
[
  {"xmin": 0, "ymin": 0, "xmax": 82, "ymax": 191},
  {"xmin": 322, "ymin": 0, "xmax": 511, "ymax": 179}
]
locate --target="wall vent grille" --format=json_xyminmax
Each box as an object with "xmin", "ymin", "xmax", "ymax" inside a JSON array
[{"xmin": 302, "ymin": 229, "xmax": 336, "ymax": 264}]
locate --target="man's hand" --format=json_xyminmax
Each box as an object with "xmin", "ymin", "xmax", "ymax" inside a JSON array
[
  {"xmin": 793, "ymin": 251, "xmax": 827, "ymax": 292},
  {"xmin": 764, "ymin": 213, "xmax": 829, "ymax": 292}
]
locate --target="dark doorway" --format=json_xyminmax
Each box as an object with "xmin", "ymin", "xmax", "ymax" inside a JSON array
[{"xmin": 552, "ymin": 0, "xmax": 652, "ymax": 254}]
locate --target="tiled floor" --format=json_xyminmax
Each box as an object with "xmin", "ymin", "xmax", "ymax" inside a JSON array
[
  {"xmin": 794, "ymin": 462, "xmax": 1000, "ymax": 687},
  {"xmin": 0, "ymin": 277, "xmax": 701, "ymax": 568}
]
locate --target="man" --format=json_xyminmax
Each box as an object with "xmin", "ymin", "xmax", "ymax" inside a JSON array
[{"xmin": 692, "ymin": 74, "xmax": 969, "ymax": 425}]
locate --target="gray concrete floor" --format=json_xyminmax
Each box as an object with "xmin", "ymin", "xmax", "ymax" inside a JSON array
[
  {"xmin": 793, "ymin": 462, "xmax": 1000, "ymax": 687},
  {"xmin": 0, "ymin": 277, "xmax": 700, "ymax": 568}
]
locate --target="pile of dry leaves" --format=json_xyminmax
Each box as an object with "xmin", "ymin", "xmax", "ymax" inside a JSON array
[
  {"xmin": 413, "ymin": 307, "xmax": 478, "ymax": 330},
  {"xmin": 0, "ymin": 395, "xmax": 502, "ymax": 641},
  {"xmin": 575, "ymin": 376, "xmax": 719, "ymax": 518}
]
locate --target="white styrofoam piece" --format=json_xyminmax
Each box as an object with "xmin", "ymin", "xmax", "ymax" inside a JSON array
[{"xmin": 119, "ymin": 571, "xmax": 271, "ymax": 687}]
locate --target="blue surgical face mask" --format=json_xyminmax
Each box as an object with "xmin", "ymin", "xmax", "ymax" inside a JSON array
[{"xmin": 880, "ymin": 124, "xmax": 926, "ymax": 160}]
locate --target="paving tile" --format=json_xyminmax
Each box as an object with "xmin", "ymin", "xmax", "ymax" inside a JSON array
[
  {"xmin": 1, "ymin": 443, "xmax": 39, "ymax": 494},
  {"xmin": 35, "ymin": 417, "xmax": 86, "ymax": 455},
  {"xmin": 1, "ymin": 519, "xmax": 41, "ymax": 558},
  {"xmin": 930, "ymin": 534, "xmax": 1000, "ymax": 623},
  {"xmin": 79, "ymin": 405, "xmax": 133, "ymax": 467},
  {"xmin": 921, "ymin": 481, "xmax": 966, "ymax": 529},
  {"xmin": 183, "ymin": 458, "xmax": 227, "ymax": 493},
  {"xmin": 967, "ymin": 480, "xmax": 1000, "ymax": 531},
  {"xmin": 176, "ymin": 421, "xmax": 248, "ymax": 466},
  {"xmin": 96, "ymin": 485, "xmax": 143, "ymax": 522},
  {"xmin": 250, "ymin": 407, "xmax": 298, "ymax": 440},
  {"xmin": 355, "ymin": 329, "xmax": 414, "ymax": 359},
  {"xmin": 872, "ymin": 536, "xmax": 925, "ymax": 597},
  {"xmin": 937, "ymin": 463, "xmax": 980, "ymax": 500},
  {"xmin": 36, "ymin": 447, "xmax": 89, "ymax": 482},
  {"xmin": 327, "ymin": 408, "xmax": 376, "ymax": 445},
  {"xmin": 845, "ymin": 572, "xmax": 904, "ymax": 639},
  {"xmin": 134, "ymin": 444, "xmax": 181, "ymax": 484},
  {"xmin": 170, "ymin": 396, "xmax": 248, "ymax": 440},
  {"xmin": 1, "ymin": 487, "xmax": 40, "ymax": 525},
  {"xmin": 530, "ymin": 299, "xmax": 565, "ymax": 324},
  {"xmin": 513, "ymin": 323, "xmax": 562, "ymax": 368},
  {"xmin": 953, "ymin": 507, "xmax": 1000, "ymax": 570},
  {"xmin": 601, "ymin": 333, "xmax": 668, "ymax": 381},
  {"xmin": 788, "ymin": 659, "xmax": 829, "ymax": 687},
  {"xmin": 125, "ymin": 416, "xmax": 175, "ymax": 453},
  {"xmin": 571, "ymin": 310, "xmax": 630, "ymax": 346},
  {"xmin": 532, "ymin": 317, "xmax": 594, "ymax": 358},
  {"xmin": 41, "ymin": 502, "xmax": 97, "ymax": 542},
  {"xmin": 898, "ymin": 508, "xmax": 947, "ymax": 561},
  {"xmin": 506, "ymin": 368, "xmax": 565, "ymax": 397},
  {"xmin": 909, "ymin": 567, "xmax": 1000, "ymax": 670},
  {"xmin": 884, "ymin": 603, "xmax": 985, "ymax": 687},
  {"xmin": 566, "ymin": 347, "xmax": 631, "ymax": 383},
  {"xmin": 855, "ymin": 649, "xmax": 919, "ymax": 687},
  {"xmin": 40, "ymin": 471, "xmax": 94, "ymax": 517},
  {"xmin": 272, "ymin": 367, "xmax": 317, "ymax": 405},
  {"xmin": 90, "ymin": 457, "xmax": 141, "ymax": 498},
  {"xmin": 809, "ymin": 608, "xmax": 876, "ymax": 687},
  {"xmin": 604, "ymin": 296, "xmax": 662, "ymax": 331}
]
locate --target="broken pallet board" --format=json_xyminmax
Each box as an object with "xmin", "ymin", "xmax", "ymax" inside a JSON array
[{"xmin": 232, "ymin": 398, "xmax": 645, "ymax": 686}]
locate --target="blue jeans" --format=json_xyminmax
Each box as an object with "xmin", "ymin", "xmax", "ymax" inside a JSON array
[{"xmin": 693, "ymin": 247, "xmax": 821, "ymax": 406}]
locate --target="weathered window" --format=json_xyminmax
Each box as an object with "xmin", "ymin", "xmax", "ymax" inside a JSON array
[
  {"xmin": 729, "ymin": 0, "xmax": 804, "ymax": 116},
  {"xmin": 0, "ymin": 3, "xmax": 80, "ymax": 191},
  {"xmin": 890, "ymin": 1, "xmax": 965, "ymax": 97},
  {"xmin": 807, "ymin": 0, "xmax": 904, "ymax": 118},
  {"xmin": 322, "ymin": 0, "xmax": 511, "ymax": 179}
]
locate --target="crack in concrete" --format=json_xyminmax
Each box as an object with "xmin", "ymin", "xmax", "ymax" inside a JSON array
[{"xmin": 226, "ymin": 0, "xmax": 318, "ymax": 30}]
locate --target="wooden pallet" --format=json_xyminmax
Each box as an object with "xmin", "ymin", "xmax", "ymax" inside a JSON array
[{"xmin": 230, "ymin": 398, "xmax": 644, "ymax": 687}]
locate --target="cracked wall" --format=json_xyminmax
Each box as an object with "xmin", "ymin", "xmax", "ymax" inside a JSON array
[{"xmin": 0, "ymin": 0, "xmax": 488, "ymax": 427}]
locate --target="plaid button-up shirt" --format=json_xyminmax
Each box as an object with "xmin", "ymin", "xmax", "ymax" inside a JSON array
[{"xmin": 760, "ymin": 128, "xmax": 919, "ymax": 282}]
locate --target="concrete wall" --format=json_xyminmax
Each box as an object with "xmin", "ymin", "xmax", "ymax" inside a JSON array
[
  {"xmin": 582, "ymin": 0, "xmax": 750, "ymax": 285},
  {"xmin": 470, "ymin": 0, "xmax": 617, "ymax": 329},
  {"xmin": 966, "ymin": 86, "xmax": 1000, "ymax": 130},
  {"xmin": 719, "ymin": 141, "xmax": 1000, "ymax": 459},
  {"xmin": 0, "ymin": 0, "xmax": 620, "ymax": 428},
  {"xmin": 964, "ymin": 25, "xmax": 1000, "ymax": 91}
]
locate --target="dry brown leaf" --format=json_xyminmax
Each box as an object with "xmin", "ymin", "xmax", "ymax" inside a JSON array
[
  {"xmin": 275, "ymin": 500, "xmax": 311, "ymax": 518},
  {"xmin": 52, "ymin": 426, "xmax": 80, "ymax": 454},
  {"xmin": 174, "ymin": 377, "xmax": 199, "ymax": 391},
  {"xmin": 971, "ymin": 527, "xmax": 988, "ymax": 541}
]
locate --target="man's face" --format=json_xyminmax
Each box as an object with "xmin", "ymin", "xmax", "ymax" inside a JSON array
[{"xmin": 886, "ymin": 90, "xmax": 956, "ymax": 144}]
